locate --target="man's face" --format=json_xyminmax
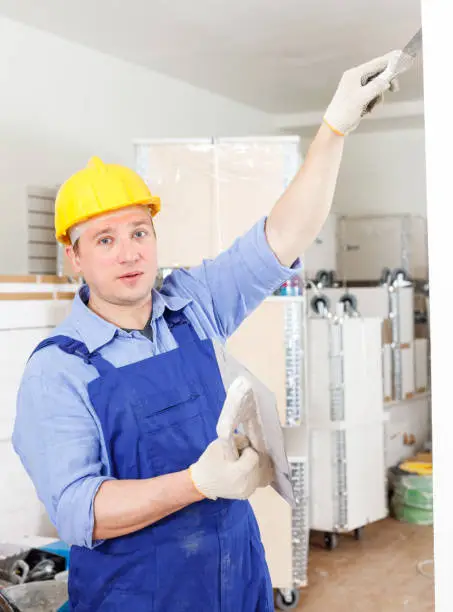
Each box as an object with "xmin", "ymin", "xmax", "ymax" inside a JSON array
[{"xmin": 66, "ymin": 206, "xmax": 158, "ymax": 307}]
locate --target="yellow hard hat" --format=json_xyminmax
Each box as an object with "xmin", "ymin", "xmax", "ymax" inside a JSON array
[{"xmin": 55, "ymin": 156, "xmax": 161, "ymax": 244}]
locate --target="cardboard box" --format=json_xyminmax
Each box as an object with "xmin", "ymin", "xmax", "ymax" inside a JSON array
[
  {"xmin": 415, "ymin": 323, "xmax": 429, "ymax": 339},
  {"xmin": 382, "ymin": 318, "xmax": 393, "ymax": 344}
]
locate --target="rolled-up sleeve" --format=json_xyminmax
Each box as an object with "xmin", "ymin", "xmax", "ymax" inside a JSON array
[
  {"xmin": 163, "ymin": 217, "xmax": 302, "ymax": 338},
  {"xmin": 12, "ymin": 368, "xmax": 114, "ymax": 549}
]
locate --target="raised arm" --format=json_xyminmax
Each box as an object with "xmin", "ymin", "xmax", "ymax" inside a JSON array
[{"xmin": 266, "ymin": 50, "xmax": 402, "ymax": 266}]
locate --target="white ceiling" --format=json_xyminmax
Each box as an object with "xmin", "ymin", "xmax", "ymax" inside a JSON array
[{"xmin": 0, "ymin": 0, "xmax": 423, "ymax": 114}]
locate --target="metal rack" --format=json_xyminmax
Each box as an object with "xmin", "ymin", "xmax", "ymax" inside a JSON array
[
  {"xmin": 389, "ymin": 284, "xmax": 403, "ymax": 401},
  {"xmin": 284, "ymin": 299, "xmax": 305, "ymax": 426},
  {"xmin": 329, "ymin": 320, "xmax": 345, "ymax": 422},
  {"xmin": 305, "ymin": 310, "xmax": 388, "ymax": 550},
  {"xmin": 272, "ymin": 457, "xmax": 308, "ymax": 610},
  {"xmin": 290, "ymin": 458, "xmax": 309, "ymax": 589},
  {"xmin": 332, "ymin": 430, "xmax": 348, "ymax": 531}
]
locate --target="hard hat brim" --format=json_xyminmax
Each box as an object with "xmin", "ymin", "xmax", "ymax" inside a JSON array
[{"xmin": 57, "ymin": 196, "xmax": 161, "ymax": 245}]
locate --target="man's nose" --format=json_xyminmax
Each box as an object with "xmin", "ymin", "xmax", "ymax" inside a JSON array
[{"xmin": 118, "ymin": 239, "xmax": 140, "ymax": 263}]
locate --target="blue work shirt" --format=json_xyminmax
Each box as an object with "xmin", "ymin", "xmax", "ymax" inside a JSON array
[{"xmin": 13, "ymin": 217, "xmax": 301, "ymax": 549}]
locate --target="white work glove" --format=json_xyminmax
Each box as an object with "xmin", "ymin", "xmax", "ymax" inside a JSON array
[
  {"xmin": 323, "ymin": 50, "xmax": 406, "ymax": 136},
  {"xmin": 234, "ymin": 433, "xmax": 274, "ymax": 488},
  {"xmin": 189, "ymin": 434, "xmax": 273, "ymax": 500},
  {"xmin": 217, "ymin": 376, "xmax": 264, "ymax": 456}
]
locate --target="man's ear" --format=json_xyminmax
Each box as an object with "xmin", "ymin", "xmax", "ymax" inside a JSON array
[{"xmin": 65, "ymin": 242, "xmax": 82, "ymax": 275}]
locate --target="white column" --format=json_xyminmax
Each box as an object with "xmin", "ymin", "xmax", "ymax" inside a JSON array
[{"xmin": 421, "ymin": 2, "xmax": 453, "ymax": 610}]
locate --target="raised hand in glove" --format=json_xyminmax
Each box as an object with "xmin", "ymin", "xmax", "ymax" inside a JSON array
[
  {"xmin": 189, "ymin": 434, "xmax": 273, "ymax": 501},
  {"xmin": 323, "ymin": 50, "xmax": 406, "ymax": 136}
]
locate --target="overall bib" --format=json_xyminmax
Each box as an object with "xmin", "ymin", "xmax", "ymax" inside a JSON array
[{"xmin": 31, "ymin": 310, "xmax": 273, "ymax": 612}]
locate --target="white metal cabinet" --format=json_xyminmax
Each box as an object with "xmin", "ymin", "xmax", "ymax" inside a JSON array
[
  {"xmin": 307, "ymin": 317, "xmax": 384, "ymax": 427},
  {"xmin": 309, "ymin": 424, "xmax": 387, "ymax": 533},
  {"xmin": 306, "ymin": 316, "xmax": 388, "ymax": 539},
  {"xmin": 307, "ymin": 286, "xmax": 414, "ymax": 344},
  {"xmin": 307, "ymin": 286, "xmax": 416, "ymax": 402}
]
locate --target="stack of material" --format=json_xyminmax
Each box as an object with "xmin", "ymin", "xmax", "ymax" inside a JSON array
[{"xmin": 391, "ymin": 452, "xmax": 433, "ymax": 525}]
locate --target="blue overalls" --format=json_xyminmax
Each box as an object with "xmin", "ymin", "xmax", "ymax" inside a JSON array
[{"xmin": 31, "ymin": 309, "xmax": 273, "ymax": 611}]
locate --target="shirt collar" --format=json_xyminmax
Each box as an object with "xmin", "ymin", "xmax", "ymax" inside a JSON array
[{"xmin": 71, "ymin": 284, "xmax": 192, "ymax": 353}]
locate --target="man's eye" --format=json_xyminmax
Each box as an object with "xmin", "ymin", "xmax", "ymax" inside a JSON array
[
  {"xmin": 135, "ymin": 230, "xmax": 148, "ymax": 238},
  {"xmin": 98, "ymin": 237, "xmax": 112, "ymax": 246}
]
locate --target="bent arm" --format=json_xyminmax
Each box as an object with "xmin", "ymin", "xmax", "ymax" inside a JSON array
[
  {"xmin": 92, "ymin": 470, "xmax": 202, "ymax": 540},
  {"xmin": 14, "ymin": 366, "xmax": 204, "ymax": 547},
  {"xmin": 266, "ymin": 51, "xmax": 403, "ymax": 267}
]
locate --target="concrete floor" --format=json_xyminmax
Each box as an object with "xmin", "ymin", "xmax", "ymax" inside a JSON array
[{"xmin": 286, "ymin": 518, "xmax": 434, "ymax": 612}]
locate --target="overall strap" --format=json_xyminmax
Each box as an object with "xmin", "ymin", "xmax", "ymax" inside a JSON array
[
  {"xmin": 29, "ymin": 334, "xmax": 115, "ymax": 377},
  {"xmin": 164, "ymin": 310, "xmax": 200, "ymax": 347}
]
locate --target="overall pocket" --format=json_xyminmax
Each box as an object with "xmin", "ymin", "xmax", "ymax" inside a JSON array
[{"xmin": 136, "ymin": 384, "xmax": 216, "ymax": 476}]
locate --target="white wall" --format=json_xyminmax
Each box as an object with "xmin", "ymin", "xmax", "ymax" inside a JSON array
[
  {"xmin": 334, "ymin": 127, "xmax": 427, "ymax": 216},
  {"xmin": 301, "ymin": 126, "xmax": 427, "ymax": 217},
  {"xmin": 0, "ymin": 16, "xmax": 273, "ymax": 274}
]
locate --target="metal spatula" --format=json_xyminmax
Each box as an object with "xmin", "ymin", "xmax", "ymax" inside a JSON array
[{"xmin": 362, "ymin": 28, "xmax": 423, "ymax": 114}]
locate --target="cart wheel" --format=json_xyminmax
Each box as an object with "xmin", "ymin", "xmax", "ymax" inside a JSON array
[
  {"xmin": 354, "ymin": 528, "xmax": 363, "ymax": 541},
  {"xmin": 275, "ymin": 589, "xmax": 300, "ymax": 610},
  {"xmin": 324, "ymin": 532, "xmax": 338, "ymax": 550}
]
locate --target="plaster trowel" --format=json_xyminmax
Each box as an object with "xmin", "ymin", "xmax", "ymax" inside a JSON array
[
  {"xmin": 217, "ymin": 376, "xmax": 263, "ymax": 461},
  {"xmin": 216, "ymin": 374, "xmax": 296, "ymax": 506},
  {"xmin": 362, "ymin": 27, "xmax": 423, "ymax": 114}
]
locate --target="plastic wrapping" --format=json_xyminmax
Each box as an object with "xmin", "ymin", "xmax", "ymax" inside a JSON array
[
  {"xmin": 394, "ymin": 474, "xmax": 433, "ymax": 508},
  {"xmin": 134, "ymin": 138, "xmax": 301, "ymax": 268},
  {"xmin": 391, "ymin": 470, "xmax": 433, "ymax": 525}
]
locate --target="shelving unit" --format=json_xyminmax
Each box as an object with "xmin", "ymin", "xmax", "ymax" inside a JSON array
[
  {"xmin": 305, "ymin": 282, "xmax": 431, "ymax": 546},
  {"xmin": 304, "ymin": 315, "xmax": 388, "ymax": 547},
  {"xmin": 306, "ymin": 285, "xmax": 419, "ymax": 403}
]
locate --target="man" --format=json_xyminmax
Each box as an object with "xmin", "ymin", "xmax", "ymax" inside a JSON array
[{"xmin": 13, "ymin": 50, "xmax": 402, "ymax": 611}]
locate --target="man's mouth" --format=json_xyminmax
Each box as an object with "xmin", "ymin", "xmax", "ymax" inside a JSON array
[{"xmin": 118, "ymin": 271, "xmax": 144, "ymax": 280}]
